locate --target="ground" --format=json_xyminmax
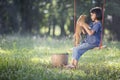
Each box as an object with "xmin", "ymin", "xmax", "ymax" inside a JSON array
[{"xmin": 0, "ymin": 35, "xmax": 120, "ymax": 80}]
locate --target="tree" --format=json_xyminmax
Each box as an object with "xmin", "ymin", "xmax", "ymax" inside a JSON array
[
  {"xmin": 105, "ymin": 0, "xmax": 120, "ymax": 40},
  {"xmin": 0, "ymin": 0, "xmax": 120, "ymax": 41}
]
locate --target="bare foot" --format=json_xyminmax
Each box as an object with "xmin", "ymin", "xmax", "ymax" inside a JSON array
[{"xmin": 64, "ymin": 64, "xmax": 76, "ymax": 69}]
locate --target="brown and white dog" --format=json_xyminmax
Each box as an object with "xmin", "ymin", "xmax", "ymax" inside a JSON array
[{"xmin": 73, "ymin": 15, "xmax": 88, "ymax": 46}]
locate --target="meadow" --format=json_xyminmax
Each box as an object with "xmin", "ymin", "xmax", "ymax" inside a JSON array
[{"xmin": 0, "ymin": 35, "xmax": 120, "ymax": 80}]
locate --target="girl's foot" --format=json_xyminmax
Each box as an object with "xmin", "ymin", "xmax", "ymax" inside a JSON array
[{"xmin": 64, "ymin": 64, "xmax": 76, "ymax": 69}]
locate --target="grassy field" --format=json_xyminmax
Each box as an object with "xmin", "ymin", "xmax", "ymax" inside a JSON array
[{"xmin": 0, "ymin": 35, "xmax": 120, "ymax": 80}]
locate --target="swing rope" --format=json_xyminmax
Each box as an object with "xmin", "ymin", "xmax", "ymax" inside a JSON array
[
  {"xmin": 100, "ymin": 0, "xmax": 106, "ymax": 49},
  {"xmin": 73, "ymin": 0, "xmax": 106, "ymax": 49},
  {"xmin": 74, "ymin": 0, "xmax": 76, "ymax": 33}
]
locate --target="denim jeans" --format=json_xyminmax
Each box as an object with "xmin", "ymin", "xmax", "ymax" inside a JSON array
[{"xmin": 72, "ymin": 42, "xmax": 97, "ymax": 61}]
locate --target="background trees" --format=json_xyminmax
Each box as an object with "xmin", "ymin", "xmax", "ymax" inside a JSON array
[{"xmin": 0, "ymin": 0, "xmax": 120, "ymax": 40}]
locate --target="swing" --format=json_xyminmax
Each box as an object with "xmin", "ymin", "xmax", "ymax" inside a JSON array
[{"xmin": 74, "ymin": 0, "xmax": 106, "ymax": 49}]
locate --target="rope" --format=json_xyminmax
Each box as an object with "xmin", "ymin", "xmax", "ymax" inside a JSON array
[
  {"xmin": 99, "ymin": 0, "xmax": 106, "ymax": 49},
  {"xmin": 74, "ymin": 0, "xmax": 76, "ymax": 33}
]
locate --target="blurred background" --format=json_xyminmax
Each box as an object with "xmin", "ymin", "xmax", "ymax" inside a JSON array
[{"xmin": 0, "ymin": 0, "xmax": 120, "ymax": 41}]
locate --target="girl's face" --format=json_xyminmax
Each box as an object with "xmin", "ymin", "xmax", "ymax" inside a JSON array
[{"xmin": 90, "ymin": 13, "xmax": 97, "ymax": 21}]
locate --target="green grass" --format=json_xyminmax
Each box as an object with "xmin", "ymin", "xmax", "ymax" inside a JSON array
[{"xmin": 0, "ymin": 35, "xmax": 120, "ymax": 80}]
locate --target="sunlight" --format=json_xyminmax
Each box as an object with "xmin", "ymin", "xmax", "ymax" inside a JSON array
[
  {"xmin": 0, "ymin": 48, "xmax": 10, "ymax": 54},
  {"xmin": 104, "ymin": 61, "xmax": 120, "ymax": 67},
  {"xmin": 31, "ymin": 57, "xmax": 40, "ymax": 63},
  {"xmin": 30, "ymin": 57, "xmax": 51, "ymax": 64}
]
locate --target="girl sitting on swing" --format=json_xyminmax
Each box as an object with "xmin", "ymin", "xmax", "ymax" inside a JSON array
[{"xmin": 66, "ymin": 7, "xmax": 103, "ymax": 68}]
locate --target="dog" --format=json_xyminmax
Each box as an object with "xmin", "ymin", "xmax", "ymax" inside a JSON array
[{"xmin": 73, "ymin": 15, "xmax": 87, "ymax": 46}]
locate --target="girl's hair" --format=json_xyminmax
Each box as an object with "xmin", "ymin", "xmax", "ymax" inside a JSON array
[{"xmin": 90, "ymin": 7, "xmax": 102, "ymax": 20}]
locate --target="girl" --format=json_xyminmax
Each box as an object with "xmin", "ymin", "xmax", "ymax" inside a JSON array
[{"xmin": 66, "ymin": 7, "xmax": 103, "ymax": 68}]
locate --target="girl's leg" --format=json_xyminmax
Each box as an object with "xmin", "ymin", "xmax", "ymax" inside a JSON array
[
  {"xmin": 66, "ymin": 47, "xmax": 87, "ymax": 68},
  {"xmin": 65, "ymin": 59, "xmax": 78, "ymax": 68},
  {"xmin": 71, "ymin": 43, "xmax": 97, "ymax": 67},
  {"xmin": 71, "ymin": 59, "xmax": 78, "ymax": 66},
  {"xmin": 65, "ymin": 43, "xmax": 96, "ymax": 68}
]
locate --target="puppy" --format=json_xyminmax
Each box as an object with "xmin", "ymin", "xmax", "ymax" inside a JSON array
[{"xmin": 73, "ymin": 15, "xmax": 87, "ymax": 46}]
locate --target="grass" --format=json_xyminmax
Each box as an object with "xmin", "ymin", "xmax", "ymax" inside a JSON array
[{"xmin": 0, "ymin": 35, "xmax": 120, "ymax": 80}]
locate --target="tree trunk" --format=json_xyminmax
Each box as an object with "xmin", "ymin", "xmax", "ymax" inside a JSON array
[{"xmin": 60, "ymin": 17, "xmax": 66, "ymax": 36}]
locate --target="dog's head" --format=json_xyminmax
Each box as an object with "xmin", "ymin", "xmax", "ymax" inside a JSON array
[{"xmin": 79, "ymin": 15, "xmax": 87, "ymax": 22}]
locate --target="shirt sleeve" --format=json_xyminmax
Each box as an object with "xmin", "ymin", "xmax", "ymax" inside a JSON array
[{"xmin": 92, "ymin": 22, "xmax": 101, "ymax": 33}]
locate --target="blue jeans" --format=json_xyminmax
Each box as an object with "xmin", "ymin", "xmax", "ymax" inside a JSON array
[{"xmin": 72, "ymin": 42, "xmax": 97, "ymax": 61}]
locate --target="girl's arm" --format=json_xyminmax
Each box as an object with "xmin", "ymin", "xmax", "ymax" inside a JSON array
[{"xmin": 81, "ymin": 23, "xmax": 95, "ymax": 36}]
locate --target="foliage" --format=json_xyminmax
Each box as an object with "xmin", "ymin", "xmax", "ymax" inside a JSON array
[
  {"xmin": 0, "ymin": 0, "xmax": 120, "ymax": 40},
  {"xmin": 0, "ymin": 35, "xmax": 120, "ymax": 80}
]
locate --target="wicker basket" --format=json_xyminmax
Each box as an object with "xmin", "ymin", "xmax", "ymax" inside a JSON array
[{"xmin": 51, "ymin": 53, "xmax": 68, "ymax": 67}]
